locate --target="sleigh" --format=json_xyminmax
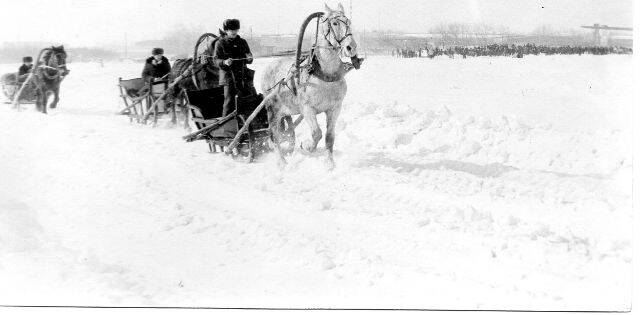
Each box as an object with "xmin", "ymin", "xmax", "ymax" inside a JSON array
[
  {"xmin": 117, "ymin": 77, "xmax": 170, "ymax": 123},
  {"xmin": 1, "ymin": 73, "xmax": 37, "ymax": 104},
  {"xmin": 181, "ymin": 9, "xmax": 359, "ymax": 163},
  {"xmin": 5, "ymin": 47, "xmax": 69, "ymax": 113},
  {"xmin": 117, "ymin": 32, "xmax": 223, "ymax": 126},
  {"xmin": 182, "ymin": 87, "xmax": 279, "ymax": 162}
]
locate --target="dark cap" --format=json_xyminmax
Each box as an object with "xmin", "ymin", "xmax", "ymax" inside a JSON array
[
  {"xmin": 151, "ymin": 47, "xmax": 164, "ymax": 55},
  {"xmin": 23, "ymin": 56, "xmax": 33, "ymax": 62},
  {"xmin": 223, "ymin": 19, "xmax": 240, "ymax": 31}
]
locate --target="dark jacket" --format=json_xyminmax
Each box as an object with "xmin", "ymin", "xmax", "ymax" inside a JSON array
[
  {"xmin": 141, "ymin": 56, "xmax": 171, "ymax": 82},
  {"xmin": 213, "ymin": 35, "xmax": 253, "ymax": 86},
  {"xmin": 18, "ymin": 64, "xmax": 33, "ymax": 76}
]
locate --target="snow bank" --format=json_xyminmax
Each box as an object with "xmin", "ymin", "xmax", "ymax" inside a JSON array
[
  {"xmin": 0, "ymin": 55, "xmax": 632, "ymax": 310},
  {"xmin": 341, "ymin": 101, "xmax": 629, "ymax": 176}
]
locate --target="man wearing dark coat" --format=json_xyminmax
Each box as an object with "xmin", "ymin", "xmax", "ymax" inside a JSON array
[
  {"xmin": 18, "ymin": 56, "xmax": 33, "ymax": 81},
  {"xmin": 213, "ymin": 19, "xmax": 254, "ymax": 116},
  {"xmin": 142, "ymin": 47, "xmax": 171, "ymax": 83}
]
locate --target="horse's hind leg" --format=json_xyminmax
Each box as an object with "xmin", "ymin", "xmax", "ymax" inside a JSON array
[
  {"xmin": 266, "ymin": 103, "xmax": 287, "ymax": 167},
  {"xmin": 301, "ymin": 106, "xmax": 322, "ymax": 153}
]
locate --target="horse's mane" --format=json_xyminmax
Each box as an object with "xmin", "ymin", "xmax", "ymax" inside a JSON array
[
  {"xmin": 41, "ymin": 45, "xmax": 67, "ymax": 63},
  {"xmin": 50, "ymin": 45, "xmax": 65, "ymax": 52}
]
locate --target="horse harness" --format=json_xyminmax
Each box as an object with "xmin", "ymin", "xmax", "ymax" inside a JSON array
[
  {"xmin": 320, "ymin": 13, "xmax": 353, "ymax": 48},
  {"xmin": 285, "ymin": 12, "xmax": 354, "ymax": 95},
  {"xmin": 38, "ymin": 48, "xmax": 68, "ymax": 81}
]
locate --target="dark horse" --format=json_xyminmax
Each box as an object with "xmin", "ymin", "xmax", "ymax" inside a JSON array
[
  {"xmin": 31, "ymin": 46, "xmax": 70, "ymax": 113},
  {"xmin": 167, "ymin": 32, "xmax": 221, "ymax": 127}
]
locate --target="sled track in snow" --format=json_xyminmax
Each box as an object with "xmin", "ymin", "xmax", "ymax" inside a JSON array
[{"xmin": 0, "ymin": 56, "xmax": 632, "ymax": 309}]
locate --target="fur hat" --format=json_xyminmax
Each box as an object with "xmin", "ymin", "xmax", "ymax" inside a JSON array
[
  {"xmin": 23, "ymin": 56, "xmax": 33, "ymax": 63},
  {"xmin": 223, "ymin": 19, "xmax": 240, "ymax": 31},
  {"xmin": 151, "ymin": 47, "xmax": 164, "ymax": 55}
]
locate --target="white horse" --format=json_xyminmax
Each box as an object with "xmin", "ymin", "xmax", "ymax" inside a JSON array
[{"xmin": 260, "ymin": 3, "xmax": 362, "ymax": 168}]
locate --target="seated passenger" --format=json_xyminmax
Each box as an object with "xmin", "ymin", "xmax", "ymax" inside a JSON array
[
  {"xmin": 142, "ymin": 47, "xmax": 171, "ymax": 83},
  {"xmin": 18, "ymin": 56, "xmax": 33, "ymax": 82},
  {"xmin": 138, "ymin": 48, "xmax": 171, "ymax": 96}
]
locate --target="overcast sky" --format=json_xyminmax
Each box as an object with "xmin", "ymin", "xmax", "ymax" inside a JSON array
[{"xmin": 0, "ymin": 0, "xmax": 633, "ymax": 47}]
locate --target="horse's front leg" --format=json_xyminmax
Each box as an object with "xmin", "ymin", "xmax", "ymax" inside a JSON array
[
  {"xmin": 300, "ymin": 106, "xmax": 322, "ymax": 153},
  {"xmin": 324, "ymin": 105, "xmax": 342, "ymax": 168},
  {"xmin": 38, "ymin": 91, "xmax": 47, "ymax": 114},
  {"xmin": 34, "ymin": 92, "xmax": 41, "ymax": 112},
  {"xmin": 183, "ymin": 103, "xmax": 192, "ymax": 131},
  {"xmin": 171, "ymin": 100, "xmax": 178, "ymax": 126},
  {"xmin": 170, "ymin": 98, "xmax": 178, "ymax": 125},
  {"xmin": 49, "ymin": 85, "xmax": 60, "ymax": 109},
  {"xmin": 177, "ymin": 90, "xmax": 191, "ymax": 130}
]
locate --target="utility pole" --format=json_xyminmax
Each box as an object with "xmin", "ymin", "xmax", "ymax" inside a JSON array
[
  {"xmin": 580, "ymin": 24, "xmax": 633, "ymax": 46},
  {"xmin": 124, "ymin": 32, "xmax": 128, "ymax": 59}
]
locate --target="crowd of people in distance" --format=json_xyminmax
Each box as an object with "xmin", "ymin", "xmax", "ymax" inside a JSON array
[{"xmin": 393, "ymin": 44, "xmax": 633, "ymax": 59}]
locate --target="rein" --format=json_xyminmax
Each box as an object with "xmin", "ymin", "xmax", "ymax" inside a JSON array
[
  {"xmin": 292, "ymin": 11, "xmax": 354, "ymax": 86},
  {"xmin": 273, "ymin": 10, "xmax": 358, "ymax": 97},
  {"xmin": 303, "ymin": 12, "xmax": 353, "ymax": 83}
]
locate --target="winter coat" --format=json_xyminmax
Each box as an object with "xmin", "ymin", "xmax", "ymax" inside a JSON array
[
  {"xmin": 18, "ymin": 64, "xmax": 33, "ymax": 76},
  {"xmin": 141, "ymin": 56, "xmax": 171, "ymax": 82},
  {"xmin": 213, "ymin": 35, "xmax": 253, "ymax": 87}
]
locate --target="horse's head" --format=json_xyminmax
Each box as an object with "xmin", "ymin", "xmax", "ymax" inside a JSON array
[
  {"xmin": 320, "ymin": 3, "xmax": 362, "ymax": 69},
  {"xmin": 44, "ymin": 45, "xmax": 69, "ymax": 76}
]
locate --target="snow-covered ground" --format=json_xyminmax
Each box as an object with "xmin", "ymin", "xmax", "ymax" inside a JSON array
[{"xmin": 0, "ymin": 55, "xmax": 632, "ymax": 310}]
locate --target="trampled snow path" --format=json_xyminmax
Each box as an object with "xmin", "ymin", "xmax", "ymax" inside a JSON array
[{"xmin": 0, "ymin": 55, "xmax": 632, "ymax": 310}]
